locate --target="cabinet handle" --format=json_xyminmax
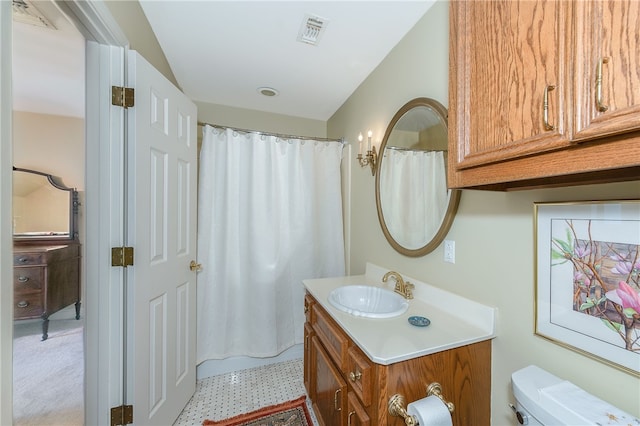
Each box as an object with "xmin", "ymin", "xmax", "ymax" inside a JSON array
[
  {"xmin": 304, "ymin": 304, "xmax": 309, "ymax": 313},
  {"xmin": 17, "ymin": 276, "xmax": 29, "ymax": 283},
  {"xmin": 348, "ymin": 411, "xmax": 356, "ymax": 426},
  {"xmin": 543, "ymin": 85, "xmax": 556, "ymax": 131},
  {"xmin": 18, "ymin": 257, "xmax": 28, "ymax": 263},
  {"xmin": 17, "ymin": 301, "xmax": 29, "ymax": 308},
  {"xmin": 596, "ymin": 57, "xmax": 610, "ymax": 112},
  {"xmin": 349, "ymin": 371, "xmax": 362, "ymax": 382},
  {"xmin": 334, "ymin": 389, "xmax": 342, "ymax": 412}
]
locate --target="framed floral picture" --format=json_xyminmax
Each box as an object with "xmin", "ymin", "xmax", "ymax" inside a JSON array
[{"xmin": 534, "ymin": 200, "xmax": 640, "ymax": 377}]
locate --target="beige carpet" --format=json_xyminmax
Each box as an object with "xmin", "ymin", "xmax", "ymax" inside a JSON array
[{"xmin": 13, "ymin": 319, "xmax": 84, "ymax": 426}]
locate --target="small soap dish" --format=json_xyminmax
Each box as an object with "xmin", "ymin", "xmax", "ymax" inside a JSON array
[{"xmin": 408, "ymin": 316, "xmax": 430, "ymax": 327}]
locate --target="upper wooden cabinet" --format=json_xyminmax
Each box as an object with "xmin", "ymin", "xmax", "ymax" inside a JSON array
[{"xmin": 449, "ymin": 0, "xmax": 640, "ymax": 190}]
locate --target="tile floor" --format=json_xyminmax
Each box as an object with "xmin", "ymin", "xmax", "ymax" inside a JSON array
[{"xmin": 174, "ymin": 358, "xmax": 319, "ymax": 425}]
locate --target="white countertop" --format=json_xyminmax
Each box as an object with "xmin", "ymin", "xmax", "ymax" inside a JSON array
[{"xmin": 303, "ymin": 263, "xmax": 497, "ymax": 365}]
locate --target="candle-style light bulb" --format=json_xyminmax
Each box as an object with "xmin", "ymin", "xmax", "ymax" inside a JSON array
[
  {"xmin": 358, "ymin": 133, "xmax": 363, "ymax": 155},
  {"xmin": 367, "ymin": 130, "xmax": 372, "ymax": 151}
]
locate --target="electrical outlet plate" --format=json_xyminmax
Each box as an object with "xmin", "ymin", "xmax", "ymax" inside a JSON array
[{"xmin": 444, "ymin": 240, "xmax": 455, "ymax": 264}]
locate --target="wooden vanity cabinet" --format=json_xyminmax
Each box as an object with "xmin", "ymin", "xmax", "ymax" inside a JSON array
[
  {"xmin": 305, "ymin": 293, "xmax": 491, "ymax": 426},
  {"xmin": 448, "ymin": 0, "xmax": 640, "ymax": 190}
]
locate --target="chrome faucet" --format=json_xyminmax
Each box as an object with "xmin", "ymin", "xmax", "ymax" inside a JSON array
[{"xmin": 382, "ymin": 271, "xmax": 414, "ymax": 299}]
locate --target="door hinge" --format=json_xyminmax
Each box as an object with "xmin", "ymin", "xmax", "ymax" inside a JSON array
[
  {"xmin": 111, "ymin": 246, "xmax": 134, "ymax": 267},
  {"xmin": 111, "ymin": 86, "xmax": 135, "ymax": 108},
  {"xmin": 110, "ymin": 404, "xmax": 133, "ymax": 426}
]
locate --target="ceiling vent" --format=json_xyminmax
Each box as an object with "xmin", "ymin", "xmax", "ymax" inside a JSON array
[
  {"xmin": 297, "ymin": 14, "xmax": 328, "ymax": 46},
  {"xmin": 12, "ymin": 0, "xmax": 56, "ymax": 29}
]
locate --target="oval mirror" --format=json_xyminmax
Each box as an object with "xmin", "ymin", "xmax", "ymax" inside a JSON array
[{"xmin": 375, "ymin": 98, "xmax": 461, "ymax": 256}]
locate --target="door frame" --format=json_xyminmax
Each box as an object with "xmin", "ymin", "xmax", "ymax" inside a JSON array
[{"xmin": 0, "ymin": 1, "xmax": 129, "ymax": 423}]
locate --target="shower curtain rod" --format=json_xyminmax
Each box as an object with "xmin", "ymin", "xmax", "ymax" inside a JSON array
[
  {"xmin": 198, "ymin": 121, "xmax": 345, "ymax": 144},
  {"xmin": 386, "ymin": 146, "xmax": 447, "ymax": 152}
]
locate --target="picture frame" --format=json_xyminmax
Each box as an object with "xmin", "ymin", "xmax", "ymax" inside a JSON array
[{"xmin": 534, "ymin": 200, "xmax": 640, "ymax": 377}]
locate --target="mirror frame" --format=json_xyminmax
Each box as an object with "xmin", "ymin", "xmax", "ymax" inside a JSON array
[
  {"xmin": 374, "ymin": 98, "xmax": 461, "ymax": 257},
  {"xmin": 13, "ymin": 166, "xmax": 79, "ymax": 243}
]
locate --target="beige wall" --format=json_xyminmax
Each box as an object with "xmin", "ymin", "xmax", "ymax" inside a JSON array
[
  {"xmin": 195, "ymin": 101, "xmax": 327, "ymax": 138},
  {"xmin": 328, "ymin": 1, "xmax": 640, "ymax": 423},
  {"xmin": 13, "ymin": 111, "xmax": 84, "ymax": 189}
]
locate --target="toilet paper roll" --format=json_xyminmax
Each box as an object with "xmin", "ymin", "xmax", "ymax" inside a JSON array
[{"xmin": 406, "ymin": 395, "xmax": 453, "ymax": 426}]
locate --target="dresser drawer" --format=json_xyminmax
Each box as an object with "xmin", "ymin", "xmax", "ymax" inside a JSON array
[
  {"xmin": 14, "ymin": 293, "xmax": 44, "ymax": 319},
  {"xmin": 13, "ymin": 267, "xmax": 44, "ymax": 294},
  {"xmin": 312, "ymin": 303, "xmax": 350, "ymax": 373},
  {"xmin": 13, "ymin": 252, "xmax": 44, "ymax": 266}
]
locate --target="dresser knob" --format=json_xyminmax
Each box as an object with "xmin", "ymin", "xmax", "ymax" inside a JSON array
[
  {"xmin": 18, "ymin": 257, "xmax": 28, "ymax": 263},
  {"xmin": 349, "ymin": 371, "xmax": 362, "ymax": 382},
  {"xmin": 17, "ymin": 301, "xmax": 29, "ymax": 308},
  {"xmin": 17, "ymin": 276, "xmax": 29, "ymax": 283}
]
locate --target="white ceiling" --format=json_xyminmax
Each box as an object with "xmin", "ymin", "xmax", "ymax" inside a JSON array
[
  {"xmin": 12, "ymin": 0, "xmax": 435, "ymax": 122},
  {"xmin": 12, "ymin": 1, "xmax": 85, "ymax": 118}
]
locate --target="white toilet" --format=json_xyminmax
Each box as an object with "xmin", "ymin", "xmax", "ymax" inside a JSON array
[{"xmin": 511, "ymin": 365, "xmax": 639, "ymax": 425}]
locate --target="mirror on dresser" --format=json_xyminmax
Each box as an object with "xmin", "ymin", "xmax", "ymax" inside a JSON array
[
  {"xmin": 13, "ymin": 166, "xmax": 79, "ymax": 242},
  {"xmin": 375, "ymin": 98, "xmax": 461, "ymax": 256},
  {"xmin": 12, "ymin": 167, "xmax": 81, "ymax": 341}
]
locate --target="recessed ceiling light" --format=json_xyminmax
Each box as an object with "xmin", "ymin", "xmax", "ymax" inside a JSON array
[{"xmin": 258, "ymin": 87, "xmax": 279, "ymax": 97}]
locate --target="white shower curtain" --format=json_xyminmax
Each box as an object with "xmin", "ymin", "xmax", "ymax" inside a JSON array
[
  {"xmin": 197, "ymin": 125, "xmax": 345, "ymax": 363},
  {"xmin": 380, "ymin": 149, "xmax": 448, "ymax": 249}
]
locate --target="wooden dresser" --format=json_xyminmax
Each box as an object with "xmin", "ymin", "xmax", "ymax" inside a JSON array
[{"xmin": 13, "ymin": 243, "xmax": 81, "ymax": 340}]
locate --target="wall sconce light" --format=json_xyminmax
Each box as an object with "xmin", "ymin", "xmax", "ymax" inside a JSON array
[{"xmin": 357, "ymin": 130, "xmax": 378, "ymax": 176}]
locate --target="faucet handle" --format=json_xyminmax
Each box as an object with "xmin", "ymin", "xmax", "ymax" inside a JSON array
[{"xmin": 405, "ymin": 282, "xmax": 414, "ymax": 299}]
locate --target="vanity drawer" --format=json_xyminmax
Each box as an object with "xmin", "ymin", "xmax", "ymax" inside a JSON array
[
  {"xmin": 13, "ymin": 267, "xmax": 44, "ymax": 294},
  {"xmin": 347, "ymin": 346, "xmax": 374, "ymax": 407},
  {"xmin": 312, "ymin": 303, "xmax": 350, "ymax": 373},
  {"xmin": 14, "ymin": 293, "xmax": 44, "ymax": 319}
]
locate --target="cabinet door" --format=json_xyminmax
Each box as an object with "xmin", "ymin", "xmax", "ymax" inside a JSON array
[
  {"xmin": 347, "ymin": 392, "xmax": 370, "ymax": 426},
  {"xmin": 311, "ymin": 336, "xmax": 347, "ymax": 426},
  {"xmin": 449, "ymin": 0, "xmax": 571, "ymax": 171},
  {"xmin": 573, "ymin": 0, "xmax": 640, "ymax": 140}
]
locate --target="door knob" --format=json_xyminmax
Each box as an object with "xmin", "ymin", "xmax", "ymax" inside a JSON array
[{"xmin": 189, "ymin": 260, "xmax": 202, "ymax": 272}]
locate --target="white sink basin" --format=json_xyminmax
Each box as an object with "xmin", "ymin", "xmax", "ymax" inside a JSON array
[{"xmin": 328, "ymin": 285, "xmax": 409, "ymax": 318}]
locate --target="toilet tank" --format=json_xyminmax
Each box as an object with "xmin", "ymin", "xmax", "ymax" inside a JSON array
[{"xmin": 511, "ymin": 365, "xmax": 639, "ymax": 425}]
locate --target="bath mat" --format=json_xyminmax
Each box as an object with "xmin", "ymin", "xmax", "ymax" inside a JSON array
[{"xmin": 202, "ymin": 395, "xmax": 312, "ymax": 426}]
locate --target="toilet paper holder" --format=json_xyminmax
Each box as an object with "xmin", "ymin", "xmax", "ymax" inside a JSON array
[{"xmin": 388, "ymin": 382, "xmax": 454, "ymax": 426}]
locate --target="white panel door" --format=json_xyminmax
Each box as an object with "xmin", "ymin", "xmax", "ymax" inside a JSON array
[{"xmin": 127, "ymin": 51, "xmax": 197, "ymax": 425}]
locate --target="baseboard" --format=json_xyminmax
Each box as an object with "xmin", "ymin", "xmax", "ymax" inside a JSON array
[{"xmin": 196, "ymin": 344, "xmax": 303, "ymax": 380}]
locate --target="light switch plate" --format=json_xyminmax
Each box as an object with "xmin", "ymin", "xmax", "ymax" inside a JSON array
[{"xmin": 444, "ymin": 240, "xmax": 455, "ymax": 264}]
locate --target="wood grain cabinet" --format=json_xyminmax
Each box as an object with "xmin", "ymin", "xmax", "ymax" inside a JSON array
[
  {"xmin": 13, "ymin": 243, "xmax": 81, "ymax": 340},
  {"xmin": 305, "ymin": 293, "xmax": 491, "ymax": 426},
  {"xmin": 448, "ymin": 0, "xmax": 640, "ymax": 190}
]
